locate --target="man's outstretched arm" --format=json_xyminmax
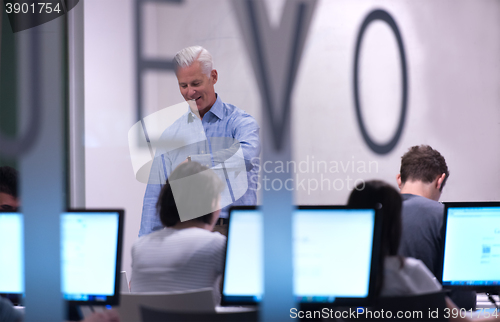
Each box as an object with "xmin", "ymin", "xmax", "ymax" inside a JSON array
[{"xmin": 190, "ymin": 113, "xmax": 261, "ymax": 171}]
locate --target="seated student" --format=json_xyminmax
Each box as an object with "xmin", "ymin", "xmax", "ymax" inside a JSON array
[
  {"xmin": 0, "ymin": 166, "xmax": 20, "ymax": 211},
  {"xmin": 396, "ymin": 145, "xmax": 475, "ymax": 310},
  {"xmin": 0, "ymin": 297, "xmax": 21, "ymax": 322},
  {"xmin": 130, "ymin": 162, "xmax": 226, "ymax": 297},
  {"xmin": 0, "ymin": 166, "xmax": 120, "ymax": 322},
  {"xmin": 347, "ymin": 180, "xmax": 498, "ymax": 321}
]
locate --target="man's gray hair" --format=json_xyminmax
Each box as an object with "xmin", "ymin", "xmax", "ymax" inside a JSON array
[{"xmin": 173, "ymin": 46, "xmax": 213, "ymax": 77}]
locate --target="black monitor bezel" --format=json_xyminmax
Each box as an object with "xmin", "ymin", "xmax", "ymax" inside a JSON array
[
  {"xmin": 221, "ymin": 205, "xmax": 382, "ymax": 307},
  {"xmin": 64, "ymin": 208, "xmax": 125, "ymax": 306},
  {"xmin": 439, "ymin": 201, "xmax": 500, "ymax": 294}
]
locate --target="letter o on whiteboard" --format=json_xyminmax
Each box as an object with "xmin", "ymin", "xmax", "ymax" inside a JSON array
[{"xmin": 353, "ymin": 9, "xmax": 408, "ymax": 155}]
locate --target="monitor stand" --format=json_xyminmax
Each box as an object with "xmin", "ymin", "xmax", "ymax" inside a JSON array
[{"xmin": 66, "ymin": 302, "xmax": 83, "ymax": 321}]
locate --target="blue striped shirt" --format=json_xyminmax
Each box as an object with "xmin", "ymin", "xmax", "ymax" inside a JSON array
[{"xmin": 139, "ymin": 95, "xmax": 260, "ymax": 236}]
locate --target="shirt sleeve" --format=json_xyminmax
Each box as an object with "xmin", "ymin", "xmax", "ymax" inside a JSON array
[
  {"xmin": 190, "ymin": 113, "xmax": 260, "ymax": 172},
  {"xmin": 139, "ymin": 152, "xmax": 170, "ymax": 237},
  {"xmin": 210, "ymin": 234, "xmax": 227, "ymax": 276},
  {"xmin": 408, "ymin": 259, "xmax": 442, "ymax": 294}
]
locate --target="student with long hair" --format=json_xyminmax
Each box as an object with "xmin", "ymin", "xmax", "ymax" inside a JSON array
[{"xmin": 347, "ymin": 180, "xmax": 497, "ymax": 321}]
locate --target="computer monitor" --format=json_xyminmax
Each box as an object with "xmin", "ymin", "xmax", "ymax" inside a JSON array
[
  {"xmin": 0, "ymin": 212, "xmax": 24, "ymax": 304},
  {"xmin": 440, "ymin": 202, "xmax": 500, "ymax": 293},
  {"xmin": 222, "ymin": 206, "xmax": 381, "ymax": 306},
  {"xmin": 0, "ymin": 210, "xmax": 124, "ymax": 307},
  {"xmin": 62, "ymin": 209, "xmax": 124, "ymax": 306}
]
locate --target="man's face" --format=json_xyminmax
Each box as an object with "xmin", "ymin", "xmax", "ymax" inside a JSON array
[
  {"xmin": 176, "ymin": 61, "xmax": 218, "ymax": 115},
  {"xmin": 0, "ymin": 192, "xmax": 19, "ymax": 211}
]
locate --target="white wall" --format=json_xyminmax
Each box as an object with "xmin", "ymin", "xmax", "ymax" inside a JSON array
[
  {"xmin": 84, "ymin": 0, "xmax": 140, "ymax": 279},
  {"xmin": 293, "ymin": 0, "xmax": 500, "ymax": 204},
  {"xmin": 84, "ymin": 0, "xmax": 500, "ymax": 278}
]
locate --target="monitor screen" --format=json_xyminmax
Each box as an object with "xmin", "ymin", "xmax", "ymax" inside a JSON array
[
  {"xmin": 222, "ymin": 208, "xmax": 263, "ymax": 303},
  {"xmin": 441, "ymin": 202, "xmax": 500, "ymax": 292},
  {"xmin": 0, "ymin": 212, "xmax": 24, "ymax": 295},
  {"xmin": 222, "ymin": 206, "xmax": 379, "ymax": 306},
  {"xmin": 0, "ymin": 210, "xmax": 124, "ymax": 306},
  {"xmin": 62, "ymin": 210, "xmax": 124, "ymax": 305}
]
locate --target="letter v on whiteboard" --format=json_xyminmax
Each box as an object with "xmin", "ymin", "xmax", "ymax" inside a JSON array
[{"xmin": 232, "ymin": 0, "xmax": 317, "ymax": 151}]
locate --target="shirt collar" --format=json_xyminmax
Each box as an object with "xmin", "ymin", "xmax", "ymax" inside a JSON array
[
  {"xmin": 187, "ymin": 94, "xmax": 223, "ymax": 122},
  {"xmin": 207, "ymin": 94, "xmax": 224, "ymax": 120}
]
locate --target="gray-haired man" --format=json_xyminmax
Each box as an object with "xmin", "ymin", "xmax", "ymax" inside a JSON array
[{"xmin": 139, "ymin": 46, "xmax": 260, "ymax": 237}]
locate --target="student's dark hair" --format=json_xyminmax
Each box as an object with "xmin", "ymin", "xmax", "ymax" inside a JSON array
[
  {"xmin": 347, "ymin": 180, "xmax": 403, "ymax": 296},
  {"xmin": 400, "ymin": 145, "xmax": 449, "ymax": 191},
  {"xmin": 157, "ymin": 162, "xmax": 224, "ymax": 227},
  {"xmin": 0, "ymin": 166, "xmax": 18, "ymax": 198}
]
